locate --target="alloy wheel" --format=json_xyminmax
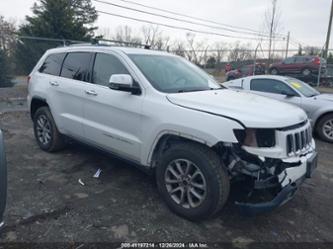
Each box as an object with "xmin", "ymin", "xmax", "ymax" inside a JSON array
[
  {"xmin": 323, "ymin": 119, "xmax": 333, "ymax": 140},
  {"xmin": 164, "ymin": 159, "xmax": 207, "ymax": 209},
  {"xmin": 36, "ymin": 114, "xmax": 52, "ymax": 145},
  {"xmin": 303, "ymin": 69, "xmax": 311, "ymax": 76}
]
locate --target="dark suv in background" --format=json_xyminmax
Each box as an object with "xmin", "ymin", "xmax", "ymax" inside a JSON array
[{"xmin": 269, "ymin": 56, "xmax": 326, "ymax": 76}]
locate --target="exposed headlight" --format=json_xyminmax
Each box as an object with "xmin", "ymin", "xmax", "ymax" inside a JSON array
[{"xmin": 233, "ymin": 129, "xmax": 276, "ymax": 147}]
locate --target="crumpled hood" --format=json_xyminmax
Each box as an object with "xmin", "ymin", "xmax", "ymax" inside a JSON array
[{"xmin": 167, "ymin": 89, "xmax": 307, "ymax": 128}]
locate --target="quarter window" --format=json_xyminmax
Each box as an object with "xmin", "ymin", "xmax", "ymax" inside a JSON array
[
  {"xmin": 250, "ymin": 79, "xmax": 297, "ymax": 96},
  {"xmin": 39, "ymin": 53, "xmax": 66, "ymax": 76},
  {"xmin": 60, "ymin": 52, "xmax": 92, "ymax": 82},
  {"xmin": 92, "ymin": 53, "xmax": 129, "ymax": 86}
]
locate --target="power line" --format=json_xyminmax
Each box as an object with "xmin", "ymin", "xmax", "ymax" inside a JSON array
[
  {"xmin": 93, "ymin": 0, "xmax": 280, "ymax": 39},
  {"xmin": 97, "ymin": 10, "xmax": 283, "ymax": 41},
  {"xmin": 108, "ymin": 0, "xmax": 286, "ymax": 38}
]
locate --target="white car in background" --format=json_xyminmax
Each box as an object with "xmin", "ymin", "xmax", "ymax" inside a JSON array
[{"xmin": 223, "ymin": 75, "xmax": 333, "ymax": 143}]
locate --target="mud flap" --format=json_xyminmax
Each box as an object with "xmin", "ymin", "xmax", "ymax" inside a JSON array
[{"xmin": 0, "ymin": 130, "xmax": 7, "ymax": 228}]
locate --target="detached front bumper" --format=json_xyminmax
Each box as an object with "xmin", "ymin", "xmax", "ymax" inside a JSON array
[{"xmin": 235, "ymin": 151, "xmax": 318, "ymax": 216}]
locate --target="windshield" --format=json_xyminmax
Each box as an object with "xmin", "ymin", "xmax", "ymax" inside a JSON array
[
  {"xmin": 129, "ymin": 54, "xmax": 221, "ymax": 93},
  {"xmin": 286, "ymin": 78, "xmax": 320, "ymax": 97}
]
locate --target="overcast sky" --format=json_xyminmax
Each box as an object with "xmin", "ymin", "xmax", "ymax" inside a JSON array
[{"xmin": 0, "ymin": 0, "xmax": 331, "ymax": 51}]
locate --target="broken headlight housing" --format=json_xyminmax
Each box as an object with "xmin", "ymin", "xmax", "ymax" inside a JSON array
[{"xmin": 234, "ymin": 128, "xmax": 276, "ymax": 147}]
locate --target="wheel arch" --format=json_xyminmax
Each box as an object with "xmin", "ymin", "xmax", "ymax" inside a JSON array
[
  {"xmin": 149, "ymin": 133, "xmax": 213, "ymax": 168},
  {"xmin": 148, "ymin": 132, "xmax": 231, "ymax": 168},
  {"xmin": 30, "ymin": 96, "xmax": 49, "ymax": 119},
  {"xmin": 314, "ymin": 111, "xmax": 333, "ymax": 131}
]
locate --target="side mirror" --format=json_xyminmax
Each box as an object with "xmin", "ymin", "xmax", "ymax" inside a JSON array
[
  {"xmin": 109, "ymin": 74, "xmax": 141, "ymax": 95},
  {"xmin": 281, "ymin": 90, "xmax": 296, "ymax": 97}
]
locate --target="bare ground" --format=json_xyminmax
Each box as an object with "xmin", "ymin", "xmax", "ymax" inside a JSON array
[{"xmin": 0, "ymin": 111, "xmax": 332, "ymax": 244}]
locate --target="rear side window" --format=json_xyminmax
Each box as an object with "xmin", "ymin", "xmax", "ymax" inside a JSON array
[
  {"xmin": 92, "ymin": 53, "xmax": 129, "ymax": 86},
  {"xmin": 295, "ymin": 57, "xmax": 306, "ymax": 63},
  {"xmin": 250, "ymin": 78, "xmax": 296, "ymax": 95},
  {"xmin": 39, "ymin": 53, "xmax": 66, "ymax": 76},
  {"xmin": 60, "ymin": 52, "xmax": 92, "ymax": 82},
  {"xmin": 283, "ymin": 57, "xmax": 295, "ymax": 64}
]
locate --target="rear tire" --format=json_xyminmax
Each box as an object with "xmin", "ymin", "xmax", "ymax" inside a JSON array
[
  {"xmin": 156, "ymin": 142, "xmax": 230, "ymax": 220},
  {"xmin": 33, "ymin": 107, "xmax": 65, "ymax": 152},
  {"xmin": 302, "ymin": 68, "xmax": 312, "ymax": 77},
  {"xmin": 316, "ymin": 113, "xmax": 333, "ymax": 143},
  {"xmin": 270, "ymin": 68, "xmax": 278, "ymax": 75}
]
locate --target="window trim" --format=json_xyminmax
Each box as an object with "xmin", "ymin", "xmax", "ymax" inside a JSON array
[
  {"xmin": 90, "ymin": 52, "xmax": 142, "ymax": 93},
  {"xmin": 38, "ymin": 53, "xmax": 66, "ymax": 76},
  {"xmin": 250, "ymin": 78, "xmax": 300, "ymax": 97},
  {"xmin": 59, "ymin": 51, "xmax": 94, "ymax": 83}
]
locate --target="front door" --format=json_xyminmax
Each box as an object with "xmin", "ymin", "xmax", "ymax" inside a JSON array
[
  {"xmin": 249, "ymin": 78, "xmax": 302, "ymax": 107},
  {"xmin": 82, "ymin": 52, "xmax": 143, "ymax": 162}
]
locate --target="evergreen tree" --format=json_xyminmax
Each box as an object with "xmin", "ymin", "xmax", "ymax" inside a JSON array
[
  {"xmin": 0, "ymin": 49, "xmax": 12, "ymax": 87},
  {"xmin": 16, "ymin": 0, "xmax": 98, "ymax": 74}
]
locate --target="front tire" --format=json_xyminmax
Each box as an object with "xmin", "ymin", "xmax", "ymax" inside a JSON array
[
  {"xmin": 33, "ymin": 106, "xmax": 65, "ymax": 152},
  {"xmin": 316, "ymin": 114, "xmax": 333, "ymax": 143},
  {"xmin": 156, "ymin": 142, "xmax": 230, "ymax": 220},
  {"xmin": 270, "ymin": 68, "xmax": 278, "ymax": 75}
]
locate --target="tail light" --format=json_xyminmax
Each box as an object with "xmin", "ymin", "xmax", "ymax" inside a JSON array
[
  {"xmin": 312, "ymin": 57, "xmax": 320, "ymax": 65},
  {"xmin": 27, "ymin": 76, "xmax": 31, "ymax": 85}
]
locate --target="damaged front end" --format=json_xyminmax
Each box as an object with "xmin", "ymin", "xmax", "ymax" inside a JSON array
[{"xmin": 221, "ymin": 120, "xmax": 317, "ymax": 216}]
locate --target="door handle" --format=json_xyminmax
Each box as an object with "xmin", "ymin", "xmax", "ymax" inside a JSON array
[
  {"xmin": 49, "ymin": 81, "xmax": 59, "ymax": 86},
  {"xmin": 85, "ymin": 90, "xmax": 98, "ymax": 96}
]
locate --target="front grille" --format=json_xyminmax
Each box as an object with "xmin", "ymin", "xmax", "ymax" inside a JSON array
[{"xmin": 286, "ymin": 124, "xmax": 312, "ymax": 155}]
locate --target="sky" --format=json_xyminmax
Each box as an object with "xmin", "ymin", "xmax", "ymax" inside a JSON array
[{"xmin": 0, "ymin": 0, "xmax": 331, "ymax": 51}]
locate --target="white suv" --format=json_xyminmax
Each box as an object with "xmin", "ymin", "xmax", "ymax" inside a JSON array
[{"xmin": 28, "ymin": 46, "xmax": 317, "ymax": 220}]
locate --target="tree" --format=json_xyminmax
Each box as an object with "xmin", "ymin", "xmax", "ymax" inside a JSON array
[
  {"xmin": 0, "ymin": 49, "xmax": 12, "ymax": 87},
  {"xmin": 16, "ymin": 0, "xmax": 98, "ymax": 74},
  {"xmin": 304, "ymin": 46, "xmax": 321, "ymax": 56},
  {"xmin": 0, "ymin": 16, "xmax": 16, "ymax": 85},
  {"xmin": 228, "ymin": 42, "xmax": 253, "ymax": 62},
  {"xmin": 297, "ymin": 44, "xmax": 303, "ymax": 56},
  {"xmin": 214, "ymin": 42, "xmax": 227, "ymax": 72},
  {"xmin": 327, "ymin": 52, "xmax": 333, "ymax": 63},
  {"xmin": 206, "ymin": 56, "xmax": 216, "ymax": 69},
  {"xmin": 114, "ymin": 25, "xmax": 142, "ymax": 46},
  {"xmin": 263, "ymin": 0, "xmax": 282, "ymax": 62},
  {"xmin": 0, "ymin": 16, "xmax": 16, "ymax": 53}
]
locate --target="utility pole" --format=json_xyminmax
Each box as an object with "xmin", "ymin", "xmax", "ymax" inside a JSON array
[
  {"xmin": 324, "ymin": 0, "xmax": 333, "ymax": 59},
  {"xmin": 285, "ymin": 31, "xmax": 290, "ymax": 59},
  {"xmin": 268, "ymin": 0, "xmax": 277, "ymax": 63}
]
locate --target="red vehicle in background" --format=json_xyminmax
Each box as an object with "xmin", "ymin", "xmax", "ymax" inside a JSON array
[
  {"xmin": 225, "ymin": 63, "xmax": 266, "ymax": 81},
  {"xmin": 269, "ymin": 56, "xmax": 326, "ymax": 76},
  {"xmin": 225, "ymin": 63, "xmax": 232, "ymax": 72}
]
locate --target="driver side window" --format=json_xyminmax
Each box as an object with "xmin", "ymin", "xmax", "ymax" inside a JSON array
[
  {"xmin": 92, "ymin": 53, "xmax": 129, "ymax": 86},
  {"xmin": 250, "ymin": 79, "xmax": 297, "ymax": 96}
]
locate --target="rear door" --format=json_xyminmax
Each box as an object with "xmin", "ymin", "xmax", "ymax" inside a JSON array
[
  {"xmin": 294, "ymin": 56, "xmax": 307, "ymax": 74},
  {"xmin": 48, "ymin": 52, "xmax": 93, "ymax": 138},
  {"xmin": 249, "ymin": 78, "xmax": 301, "ymax": 106},
  {"xmin": 279, "ymin": 57, "xmax": 296, "ymax": 74},
  {"xmin": 82, "ymin": 52, "xmax": 144, "ymax": 162}
]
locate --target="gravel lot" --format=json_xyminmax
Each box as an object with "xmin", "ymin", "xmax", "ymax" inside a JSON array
[{"xmin": 0, "ymin": 86, "xmax": 332, "ymax": 246}]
